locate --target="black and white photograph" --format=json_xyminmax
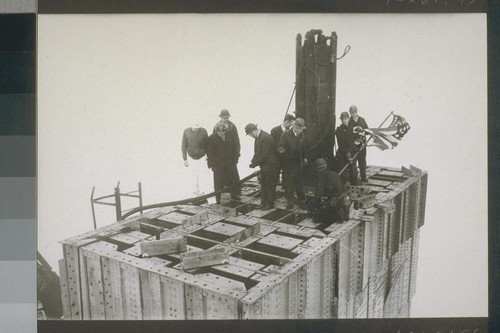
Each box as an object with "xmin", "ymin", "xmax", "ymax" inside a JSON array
[{"xmin": 36, "ymin": 13, "xmax": 487, "ymax": 320}]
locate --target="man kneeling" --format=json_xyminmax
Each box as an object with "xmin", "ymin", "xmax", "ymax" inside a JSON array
[{"xmin": 308, "ymin": 158, "xmax": 351, "ymax": 224}]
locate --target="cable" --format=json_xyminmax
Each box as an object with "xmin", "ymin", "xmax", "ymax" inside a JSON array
[{"xmin": 120, "ymin": 171, "xmax": 261, "ymax": 220}]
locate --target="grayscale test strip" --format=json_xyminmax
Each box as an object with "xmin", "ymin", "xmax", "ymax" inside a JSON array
[{"xmin": 0, "ymin": 2, "xmax": 37, "ymax": 333}]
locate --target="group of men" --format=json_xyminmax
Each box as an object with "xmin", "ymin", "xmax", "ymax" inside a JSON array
[{"xmin": 181, "ymin": 106, "xmax": 369, "ymax": 224}]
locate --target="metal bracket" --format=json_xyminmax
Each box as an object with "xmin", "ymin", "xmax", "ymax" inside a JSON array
[
  {"xmin": 180, "ymin": 247, "xmax": 229, "ymax": 270},
  {"xmin": 210, "ymin": 204, "xmax": 238, "ymax": 217},
  {"xmin": 139, "ymin": 236, "xmax": 187, "ymax": 256}
]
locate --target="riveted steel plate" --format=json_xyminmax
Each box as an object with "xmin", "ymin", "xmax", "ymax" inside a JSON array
[
  {"xmin": 126, "ymin": 231, "xmax": 152, "ymax": 239},
  {"xmin": 108, "ymin": 233, "xmax": 142, "ymax": 245},
  {"xmin": 204, "ymin": 222, "xmax": 246, "ymax": 237},
  {"xmin": 212, "ymin": 262, "xmax": 256, "ymax": 278},
  {"xmin": 122, "ymin": 245, "xmax": 142, "ymax": 257},
  {"xmin": 224, "ymin": 215, "xmax": 261, "ymax": 227},
  {"xmin": 258, "ymin": 234, "xmax": 303, "ymax": 250},
  {"xmin": 302, "ymin": 237, "xmax": 322, "ymax": 248},
  {"xmin": 197, "ymin": 273, "xmax": 246, "ymax": 293},
  {"xmin": 157, "ymin": 212, "xmax": 189, "ymax": 225},
  {"xmin": 378, "ymin": 170, "xmax": 407, "ymax": 178}
]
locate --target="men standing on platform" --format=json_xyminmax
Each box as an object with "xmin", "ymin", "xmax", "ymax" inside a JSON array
[
  {"xmin": 245, "ymin": 123, "xmax": 280, "ymax": 210},
  {"xmin": 349, "ymin": 105, "xmax": 369, "ymax": 184},
  {"xmin": 181, "ymin": 122, "xmax": 209, "ymax": 196},
  {"xmin": 270, "ymin": 114, "xmax": 295, "ymax": 184},
  {"xmin": 206, "ymin": 122, "xmax": 241, "ymax": 204},
  {"xmin": 277, "ymin": 118, "xmax": 308, "ymax": 210},
  {"xmin": 335, "ymin": 112, "xmax": 359, "ymax": 185}
]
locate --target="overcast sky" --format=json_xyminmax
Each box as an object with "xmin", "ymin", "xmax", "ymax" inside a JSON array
[{"xmin": 37, "ymin": 13, "xmax": 487, "ymax": 318}]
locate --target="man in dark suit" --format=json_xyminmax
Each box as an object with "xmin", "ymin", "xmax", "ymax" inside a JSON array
[
  {"xmin": 245, "ymin": 123, "xmax": 280, "ymax": 210},
  {"xmin": 206, "ymin": 122, "xmax": 241, "ymax": 204},
  {"xmin": 277, "ymin": 118, "xmax": 308, "ymax": 209},
  {"xmin": 214, "ymin": 109, "xmax": 240, "ymax": 161},
  {"xmin": 336, "ymin": 112, "xmax": 359, "ymax": 185},
  {"xmin": 270, "ymin": 114, "xmax": 295, "ymax": 185},
  {"xmin": 348, "ymin": 105, "xmax": 369, "ymax": 183}
]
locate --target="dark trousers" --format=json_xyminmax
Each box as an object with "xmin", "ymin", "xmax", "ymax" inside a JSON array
[
  {"xmin": 260, "ymin": 166, "xmax": 279, "ymax": 207},
  {"xmin": 213, "ymin": 165, "xmax": 240, "ymax": 203},
  {"xmin": 338, "ymin": 154, "xmax": 358, "ymax": 186},
  {"xmin": 356, "ymin": 147, "xmax": 367, "ymax": 181},
  {"xmin": 282, "ymin": 162, "xmax": 305, "ymax": 203}
]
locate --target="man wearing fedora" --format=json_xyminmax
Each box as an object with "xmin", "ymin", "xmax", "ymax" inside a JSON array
[
  {"xmin": 277, "ymin": 118, "xmax": 308, "ymax": 210},
  {"xmin": 270, "ymin": 114, "xmax": 295, "ymax": 185},
  {"xmin": 245, "ymin": 123, "xmax": 280, "ymax": 210},
  {"xmin": 212, "ymin": 109, "xmax": 241, "ymax": 199}
]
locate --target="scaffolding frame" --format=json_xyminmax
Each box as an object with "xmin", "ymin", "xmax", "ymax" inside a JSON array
[{"xmin": 90, "ymin": 182, "xmax": 143, "ymax": 229}]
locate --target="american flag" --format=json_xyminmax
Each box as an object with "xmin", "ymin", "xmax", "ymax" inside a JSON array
[{"xmin": 365, "ymin": 114, "xmax": 411, "ymax": 150}]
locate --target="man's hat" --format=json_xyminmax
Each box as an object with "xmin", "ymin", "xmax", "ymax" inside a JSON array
[
  {"xmin": 294, "ymin": 118, "xmax": 306, "ymax": 129},
  {"xmin": 245, "ymin": 123, "xmax": 258, "ymax": 135},
  {"xmin": 315, "ymin": 158, "xmax": 327, "ymax": 171},
  {"xmin": 219, "ymin": 109, "xmax": 231, "ymax": 117},
  {"xmin": 340, "ymin": 111, "xmax": 350, "ymax": 120}
]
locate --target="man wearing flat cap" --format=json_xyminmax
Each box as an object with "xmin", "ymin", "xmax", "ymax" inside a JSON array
[
  {"xmin": 245, "ymin": 123, "xmax": 280, "ymax": 210},
  {"xmin": 349, "ymin": 105, "xmax": 369, "ymax": 184},
  {"xmin": 206, "ymin": 121, "xmax": 241, "ymax": 203},
  {"xmin": 335, "ymin": 112, "xmax": 359, "ymax": 185},
  {"xmin": 277, "ymin": 118, "xmax": 308, "ymax": 210}
]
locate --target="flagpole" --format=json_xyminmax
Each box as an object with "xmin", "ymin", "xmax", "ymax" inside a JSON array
[{"xmin": 338, "ymin": 110, "xmax": 394, "ymax": 177}]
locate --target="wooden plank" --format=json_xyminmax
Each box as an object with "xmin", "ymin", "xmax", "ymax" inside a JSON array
[
  {"xmin": 58, "ymin": 259, "xmax": 72, "ymax": 319},
  {"xmin": 180, "ymin": 247, "xmax": 229, "ymax": 270},
  {"xmin": 139, "ymin": 236, "xmax": 187, "ymax": 256}
]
